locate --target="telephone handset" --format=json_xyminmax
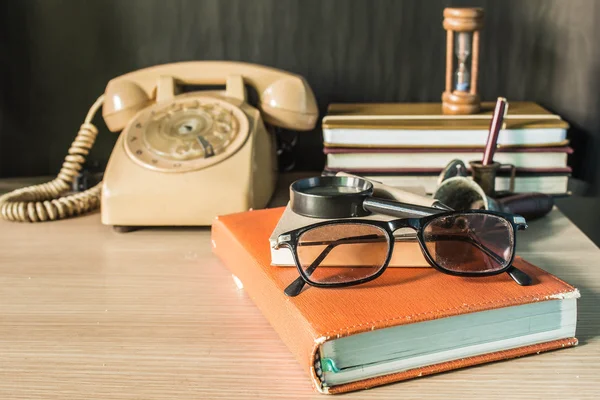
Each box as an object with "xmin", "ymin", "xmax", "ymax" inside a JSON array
[{"xmin": 0, "ymin": 62, "xmax": 318, "ymax": 226}]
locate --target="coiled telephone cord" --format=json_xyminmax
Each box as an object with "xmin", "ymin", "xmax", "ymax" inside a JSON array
[{"xmin": 0, "ymin": 95, "xmax": 105, "ymax": 222}]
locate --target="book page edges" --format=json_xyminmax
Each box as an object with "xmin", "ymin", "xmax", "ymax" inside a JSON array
[
  {"xmin": 323, "ymin": 146, "xmax": 574, "ymax": 154},
  {"xmin": 321, "ymin": 121, "xmax": 569, "ymax": 130},
  {"xmin": 322, "ymin": 140, "xmax": 571, "ymax": 149},
  {"xmin": 325, "ymin": 337, "xmax": 578, "ymax": 394}
]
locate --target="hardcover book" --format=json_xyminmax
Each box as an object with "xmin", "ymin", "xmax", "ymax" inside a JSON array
[
  {"xmin": 321, "ymin": 169, "xmax": 571, "ymax": 195},
  {"xmin": 211, "ymin": 207, "xmax": 579, "ymax": 395},
  {"xmin": 322, "ymin": 102, "xmax": 569, "ymax": 148},
  {"xmin": 356, "ymin": 173, "xmax": 570, "ymax": 195},
  {"xmin": 324, "ymin": 146, "xmax": 573, "ymax": 170}
]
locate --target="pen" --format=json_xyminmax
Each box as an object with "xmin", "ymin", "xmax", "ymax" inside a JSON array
[{"xmin": 482, "ymin": 97, "xmax": 508, "ymax": 166}]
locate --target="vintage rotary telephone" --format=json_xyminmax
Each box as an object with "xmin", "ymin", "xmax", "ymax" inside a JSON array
[{"xmin": 0, "ymin": 62, "xmax": 318, "ymax": 228}]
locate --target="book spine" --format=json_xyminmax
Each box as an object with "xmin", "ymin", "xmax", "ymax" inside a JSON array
[
  {"xmin": 211, "ymin": 216, "xmax": 323, "ymax": 391},
  {"xmin": 324, "ymin": 166, "xmax": 572, "ymax": 174},
  {"xmin": 323, "ymin": 146, "xmax": 573, "ymax": 154}
]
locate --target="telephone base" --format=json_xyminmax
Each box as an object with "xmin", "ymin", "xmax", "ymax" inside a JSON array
[{"xmin": 101, "ymin": 98, "xmax": 278, "ymax": 227}]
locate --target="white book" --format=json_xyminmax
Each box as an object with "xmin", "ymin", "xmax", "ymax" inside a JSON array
[
  {"xmin": 359, "ymin": 174, "xmax": 570, "ymax": 195},
  {"xmin": 323, "ymin": 127, "xmax": 568, "ymax": 147},
  {"xmin": 322, "ymin": 101, "xmax": 569, "ymax": 148},
  {"xmin": 326, "ymin": 148, "xmax": 571, "ymax": 170}
]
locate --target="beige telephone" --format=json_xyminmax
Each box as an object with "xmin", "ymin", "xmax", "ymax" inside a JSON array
[{"xmin": 0, "ymin": 62, "xmax": 318, "ymax": 228}]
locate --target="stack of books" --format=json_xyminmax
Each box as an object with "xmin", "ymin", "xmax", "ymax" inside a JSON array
[{"xmin": 322, "ymin": 102, "xmax": 571, "ymax": 195}]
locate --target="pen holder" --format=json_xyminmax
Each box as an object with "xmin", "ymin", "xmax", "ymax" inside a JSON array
[{"xmin": 469, "ymin": 161, "xmax": 501, "ymax": 197}]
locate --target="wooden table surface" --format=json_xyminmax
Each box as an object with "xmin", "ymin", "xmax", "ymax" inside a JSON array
[{"xmin": 0, "ymin": 176, "xmax": 599, "ymax": 399}]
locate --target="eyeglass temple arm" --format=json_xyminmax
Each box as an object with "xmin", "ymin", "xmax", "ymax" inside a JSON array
[
  {"xmin": 506, "ymin": 266, "xmax": 532, "ymax": 286},
  {"xmin": 428, "ymin": 232, "xmax": 532, "ymax": 286},
  {"xmin": 284, "ymin": 234, "xmax": 382, "ymax": 297}
]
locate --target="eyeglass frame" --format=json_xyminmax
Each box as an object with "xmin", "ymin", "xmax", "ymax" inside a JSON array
[{"xmin": 275, "ymin": 209, "xmax": 532, "ymax": 297}]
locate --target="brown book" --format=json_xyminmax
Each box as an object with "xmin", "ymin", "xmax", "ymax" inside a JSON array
[
  {"xmin": 324, "ymin": 146, "xmax": 573, "ymax": 170},
  {"xmin": 211, "ymin": 207, "xmax": 579, "ymax": 394}
]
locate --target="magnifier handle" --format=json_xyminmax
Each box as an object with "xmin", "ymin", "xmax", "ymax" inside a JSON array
[
  {"xmin": 335, "ymin": 172, "xmax": 444, "ymax": 208},
  {"xmin": 363, "ymin": 197, "xmax": 446, "ymax": 218}
]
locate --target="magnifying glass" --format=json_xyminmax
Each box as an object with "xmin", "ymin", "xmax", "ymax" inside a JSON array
[{"xmin": 290, "ymin": 174, "xmax": 452, "ymax": 219}]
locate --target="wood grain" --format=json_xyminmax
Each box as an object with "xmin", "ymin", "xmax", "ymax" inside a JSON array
[{"xmin": 0, "ymin": 174, "xmax": 599, "ymax": 399}]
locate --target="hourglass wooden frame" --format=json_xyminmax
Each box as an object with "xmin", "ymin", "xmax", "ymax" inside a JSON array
[{"xmin": 442, "ymin": 8, "xmax": 484, "ymax": 115}]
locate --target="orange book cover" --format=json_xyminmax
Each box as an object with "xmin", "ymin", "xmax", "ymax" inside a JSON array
[{"xmin": 211, "ymin": 207, "xmax": 579, "ymax": 394}]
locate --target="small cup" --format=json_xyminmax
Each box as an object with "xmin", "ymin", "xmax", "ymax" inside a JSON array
[{"xmin": 469, "ymin": 161, "xmax": 501, "ymax": 197}]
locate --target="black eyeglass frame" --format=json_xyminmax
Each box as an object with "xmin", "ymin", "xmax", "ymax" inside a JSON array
[{"xmin": 276, "ymin": 209, "xmax": 531, "ymax": 297}]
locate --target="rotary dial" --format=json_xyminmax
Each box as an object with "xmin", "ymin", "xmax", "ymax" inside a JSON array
[{"xmin": 124, "ymin": 96, "xmax": 249, "ymax": 172}]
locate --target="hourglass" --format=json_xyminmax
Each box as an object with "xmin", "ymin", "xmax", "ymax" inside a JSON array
[{"xmin": 442, "ymin": 8, "xmax": 484, "ymax": 115}]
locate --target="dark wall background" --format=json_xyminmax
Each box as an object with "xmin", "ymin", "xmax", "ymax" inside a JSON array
[{"xmin": 0, "ymin": 0, "xmax": 599, "ymax": 242}]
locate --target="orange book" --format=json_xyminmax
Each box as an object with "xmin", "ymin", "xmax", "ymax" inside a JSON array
[{"xmin": 211, "ymin": 207, "xmax": 579, "ymax": 395}]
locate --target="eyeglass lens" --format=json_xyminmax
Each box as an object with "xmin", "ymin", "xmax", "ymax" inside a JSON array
[
  {"xmin": 296, "ymin": 223, "xmax": 389, "ymax": 284},
  {"xmin": 422, "ymin": 213, "xmax": 514, "ymax": 273}
]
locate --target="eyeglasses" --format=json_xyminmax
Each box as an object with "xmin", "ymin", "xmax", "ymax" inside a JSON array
[{"xmin": 275, "ymin": 210, "xmax": 531, "ymax": 297}]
